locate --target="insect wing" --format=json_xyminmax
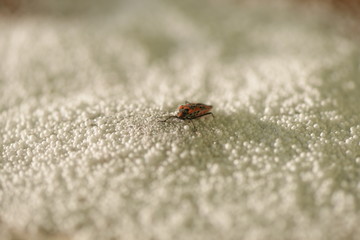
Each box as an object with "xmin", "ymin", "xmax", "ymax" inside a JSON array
[{"xmin": 181, "ymin": 103, "xmax": 212, "ymax": 119}]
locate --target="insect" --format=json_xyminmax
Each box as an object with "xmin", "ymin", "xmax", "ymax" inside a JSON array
[{"xmin": 159, "ymin": 101, "xmax": 214, "ymax": 130}]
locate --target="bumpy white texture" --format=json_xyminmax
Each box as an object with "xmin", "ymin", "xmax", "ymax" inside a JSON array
[{"xmin": 1, "ymin": 0, "xmax": 360, "ymax": 239}]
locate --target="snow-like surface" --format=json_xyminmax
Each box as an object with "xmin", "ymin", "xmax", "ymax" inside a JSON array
[{"xmin": 1, "ymin": 0, "xmax": 360, "ymax": 239}]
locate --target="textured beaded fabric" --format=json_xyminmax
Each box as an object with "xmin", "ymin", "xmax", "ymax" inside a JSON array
[{"xmin": 1, "ymin": 1, "xmax": 360, "ymax": 240}]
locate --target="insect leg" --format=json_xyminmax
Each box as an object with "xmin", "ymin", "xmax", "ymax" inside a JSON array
[
  {"xmin": 191, "ymin": 112, "xmax": 214, "ymax": 120},
  {"xmin": 158, "ymin": 116, "xmax": 178, "ymax": 122},
  {"xmin": 189, "ymin": 120, "xmax": 197, "ymax": 131}
]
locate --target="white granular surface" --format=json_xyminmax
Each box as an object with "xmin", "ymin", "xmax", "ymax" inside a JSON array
[{"xmin": 1, "ymin": 1, "xmax": 360, "ymax": 239}]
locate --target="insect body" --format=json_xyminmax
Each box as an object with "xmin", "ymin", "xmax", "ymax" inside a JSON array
[{"xmin": 159, "ymin": 101, "xmax": 214, "ymax": 130}]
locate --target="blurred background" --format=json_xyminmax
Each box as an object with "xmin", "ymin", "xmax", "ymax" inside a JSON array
[
  {"xmin": 1, "ymin": 1, "xmax": 360, "ymax": 240},
  {"xmin": 1, "ymin": 0, "xmax": 360, "ymax": 16}
]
